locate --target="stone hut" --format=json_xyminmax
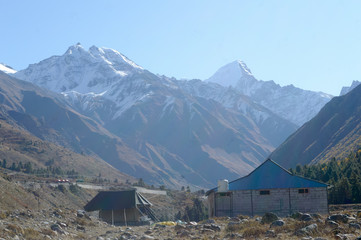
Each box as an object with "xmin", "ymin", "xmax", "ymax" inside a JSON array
[
  {"xmin": 206, "ymin": 159, "xmax": 328, "ymax": 217},
  {"xmin": 84, "ymin": 189, "xmax": 157, "ymax": 225}
]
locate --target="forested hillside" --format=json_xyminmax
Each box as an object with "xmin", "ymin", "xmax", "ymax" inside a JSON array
[{"xmin": 291, "ymin": 149, "xmax": 361, "ymax": 204}]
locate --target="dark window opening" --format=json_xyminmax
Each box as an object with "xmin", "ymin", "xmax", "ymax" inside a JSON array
[
  {"xmin": 260, "ymin": 190, "xmax": 270, "ymax": 195},
  {"xmin": 218, "ymin": 192, "xmax": 231, "ymax": 197},
  {"xmin": 298, "ymin": 188, "xmax": 309, "ymax": 194}
]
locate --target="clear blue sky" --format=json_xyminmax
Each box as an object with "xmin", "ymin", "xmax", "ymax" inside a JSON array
[{"xmin": 1, "ymin": 0, "xmax": 360, "ymax": 95}]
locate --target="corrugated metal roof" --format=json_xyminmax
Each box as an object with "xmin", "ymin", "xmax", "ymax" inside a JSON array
[
  {"xmin": 207, "ymin": 159, "xmax": 327, "ymax": 194},
  {"xmin": 84, "ymin": 189, "xmax": 152, "ymax": 212}
]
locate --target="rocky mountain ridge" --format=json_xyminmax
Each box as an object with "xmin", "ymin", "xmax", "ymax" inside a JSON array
[
  {"xmin": 11, "ymin": 43, "xmax": 301, "ymax": 188},
  {"xmin": 271, "ymin": 84, "xmax": 361, "ymax": 168},
  {"xmin": 207, "ymin": 60, "xmax": 333, "ymax": 126}
]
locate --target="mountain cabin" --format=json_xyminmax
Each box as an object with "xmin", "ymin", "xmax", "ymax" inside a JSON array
[{"xmin": 206, "ymin": 159, "xmax": 328, "ymax": 217}]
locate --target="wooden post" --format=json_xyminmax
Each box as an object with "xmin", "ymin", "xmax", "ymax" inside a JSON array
[{"xmin": 124, "ymin": 209, "xmax": 127, "ymax": 227}]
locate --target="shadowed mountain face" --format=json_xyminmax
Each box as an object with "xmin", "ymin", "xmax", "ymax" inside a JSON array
[
  {"xmin": 0, "ymin": 71, "xmax": 135, "ymax": 180},
  {"xmin": 12, "ymin": 44, "xmax": 299, "ymax": 188},
  {"xmin": 271, "ymin": 85, "xmax": 361, "ymax": 169}
]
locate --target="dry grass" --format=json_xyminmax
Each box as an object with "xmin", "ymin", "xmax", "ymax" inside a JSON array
[
  {"xmin": 75, "ymin": 232, "xmax": 88, "ymax": 239},
  {"xmin": 23, "ymin": 228, "xmax": 40, "ymax": 240},
  {"xmin": 6, "ymin": 224, "xmax": 24, "ymax": 237},
  {"xmin": 241, "ymin": 221, "xmax": 268, "ymax": 238},
  {"xmin": 40, "ymin": 228, "xmax": 56, "ymax": 236},
  {"xmin": 75, "ymin": 217, "xmax": 96, "ymax": 227},
  {"xmin": 0, "ymin": 212, "xmax": 8, "ymax": 219}
]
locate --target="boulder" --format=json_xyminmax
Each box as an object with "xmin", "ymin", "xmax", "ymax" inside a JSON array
[
  {"xmin": 270, "ymin": 220, "xmax": 285, "ymax": 227},
  {"xmin": 336, "ymin": 234, "xmax": 355, "ymax": 240},
  {"xmin": 203, "ymin": 223, "xmax": 221, "ymax": 232},
  {"xmin": 141, "ymin": 235, "xmax": 155, "ymax": 240},
  {"xmin": 328, "ymin": 214, "xmax": 349, "ymax": 223},
  {"xmin": 300, "ymin": 213, "xmax": 313, "ymax": 222},
  {"xmin": 349, "ymin": 222, "xmax": 361, "ymax": 229},
  {"xmin": 326, "ymin": 220, "xmax": 339, "ymax": 228},
  {"xmin": 50, "ymin": 224, "xmax": 64, "ymax": 234},
  {"xmin": 295, "ymin": 223, "xmax": 318, "ymax": 236},
  {"xmin": 76, "ymin": 210, "xmax": 85, "ymax": 218},
  {"xmin": 76, "ymin": 225, "xmax": 85, "ymax": 231},
  {"xmin": 311, "ymin": 213, "xmax": 322, "ymax": 219},
  {"xmin": 261, "ymin": 212, "xmax": 279, "ymax": 224},
  {"xmin": 265, "ymin": 230, "xmax": 276, "ymax": 237}
]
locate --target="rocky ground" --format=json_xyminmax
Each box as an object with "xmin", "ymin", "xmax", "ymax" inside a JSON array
[
  {"xmin": 1, "ymin": 172, "xmax": 361, "ymax": 239},
  {"xmin": 1, "ymin": 208, "xmax": 361, "ymax": 239}
]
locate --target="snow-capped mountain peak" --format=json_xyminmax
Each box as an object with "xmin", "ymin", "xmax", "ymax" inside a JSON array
[
  {"xmin": 207, "ymin": 60, "xmax": 254, "ymax": 87},
  {"xmin": 206, "ymin": 60, "xmax": 333, "ymax": 126},
  {"xmin": 14, "ymin": 44, "xmax": 146, "ymax": 94},
  {"xmin": 0, "ymin": 63, "xmax": 17, "ymax": 74},
  {"xmin": 89, "ymin": 46, "xmax": 143, "ymax": 70},
  {"xmin": 65, "ymin": 42, "xmax": 87, "ymax": 55}
]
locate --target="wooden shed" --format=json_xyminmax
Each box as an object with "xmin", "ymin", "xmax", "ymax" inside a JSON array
[
  {"xmin": 206, "ymin": 159, "xmax": 328, "ymax": 217},
  {"xmin": 84, "ymin": 189, "xmax": 158, "ymax": 225}
]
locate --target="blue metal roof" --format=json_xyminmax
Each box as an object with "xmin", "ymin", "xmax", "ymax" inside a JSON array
[{"xmin": 208, "ymin": 159, "xmax": 327, "ymax": 194}]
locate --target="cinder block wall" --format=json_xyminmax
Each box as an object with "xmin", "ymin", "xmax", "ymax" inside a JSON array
[
  {"xmin": 251, "ymin": 189, "xmax": 291, "ymax": 216},
  {"xmin": 232, "ymin": 190, "xmax": 252, "ymax": 216},
  {"xmin": 209, "ymin": 187, "xmax": 328, "ymax": 218},
  {"xmin": 289, "ymin": 187, "xmax": 328, "ymax": 214}
]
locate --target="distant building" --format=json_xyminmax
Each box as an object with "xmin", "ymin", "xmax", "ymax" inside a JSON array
[
  {"xmin": 206, "ymin": 159, "xmax": 328, "ymax": 217},
  {"xmin": 84, "ymin": 189, "xmax": 158, "ymax": 225}
]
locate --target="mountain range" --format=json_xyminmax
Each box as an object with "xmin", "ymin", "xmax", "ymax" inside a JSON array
[
  {"xmin": 271, "ymin": 84, "xmax": 361, "ymax": 168},
  {"xmin": 0, "ymin": 43, "xmax": 350, "ymax": 188},
  {"xmin": 207, "ymin": 60, "xmax": 333, "ymax": 126}
]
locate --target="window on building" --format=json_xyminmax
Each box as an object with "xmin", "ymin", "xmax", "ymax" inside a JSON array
[
  {"xmin": 298, "ymin": 188, "xmax": 309, "ymax": 194},
  {"xmin": 217, "ymin": 192, "xmax": 231, "ymax": 197},
  {"xmin": 260, "ymin": 190, "xmax": 270, "ymax": 195}
]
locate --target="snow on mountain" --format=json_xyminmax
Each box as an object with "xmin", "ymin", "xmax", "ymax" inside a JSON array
[
  {"xmin": 0, "ymin": 63, "xmax": 17, "ymax": 74},
  {"xmin": 15, "ymin": 43, "xmax": 143, "ymax": 94},
  {"xmin": 340, "ymin": 80, "xmax": 361, "ymax": 96},
  {"xmin": 177, "ymin": 79, "xmax": 271, "ymax": 125},
  {"xmin": 14, "ymin": 43, "xmax": 155, "ymax": 119},
  {"xmin": 207, "ymin": 61, "xmax": 333, "ymax": 126},
  {"xmin": 177, "ymin": 79, "xmax": 297, "ymax": 147},
  {"xmin": 207, "ymin": 60, "xmax": 254, "ymax": 92}
]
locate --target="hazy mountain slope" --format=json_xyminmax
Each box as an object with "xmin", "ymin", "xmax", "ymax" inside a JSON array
[
  {"xmin": 0, "ymin": 116, "xmax": 130, "ymax": 181},
  {"xmin": 13, "ymin": 44, "xmax": 298, "ymax": 187},
  {"xmin": 0, "ymin": 71, "xmax": 145, "ymax": 181},
  {"xmin": 207, "ymin": 60, "xmax": 333, "ymax": 126},
  {"xmin": 271, "ymin": 84, "xmax": 361, "ymax": 169},
  {"xmin": 177, "ymin": 79, "xmax": 298, "ymax": 147}
]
